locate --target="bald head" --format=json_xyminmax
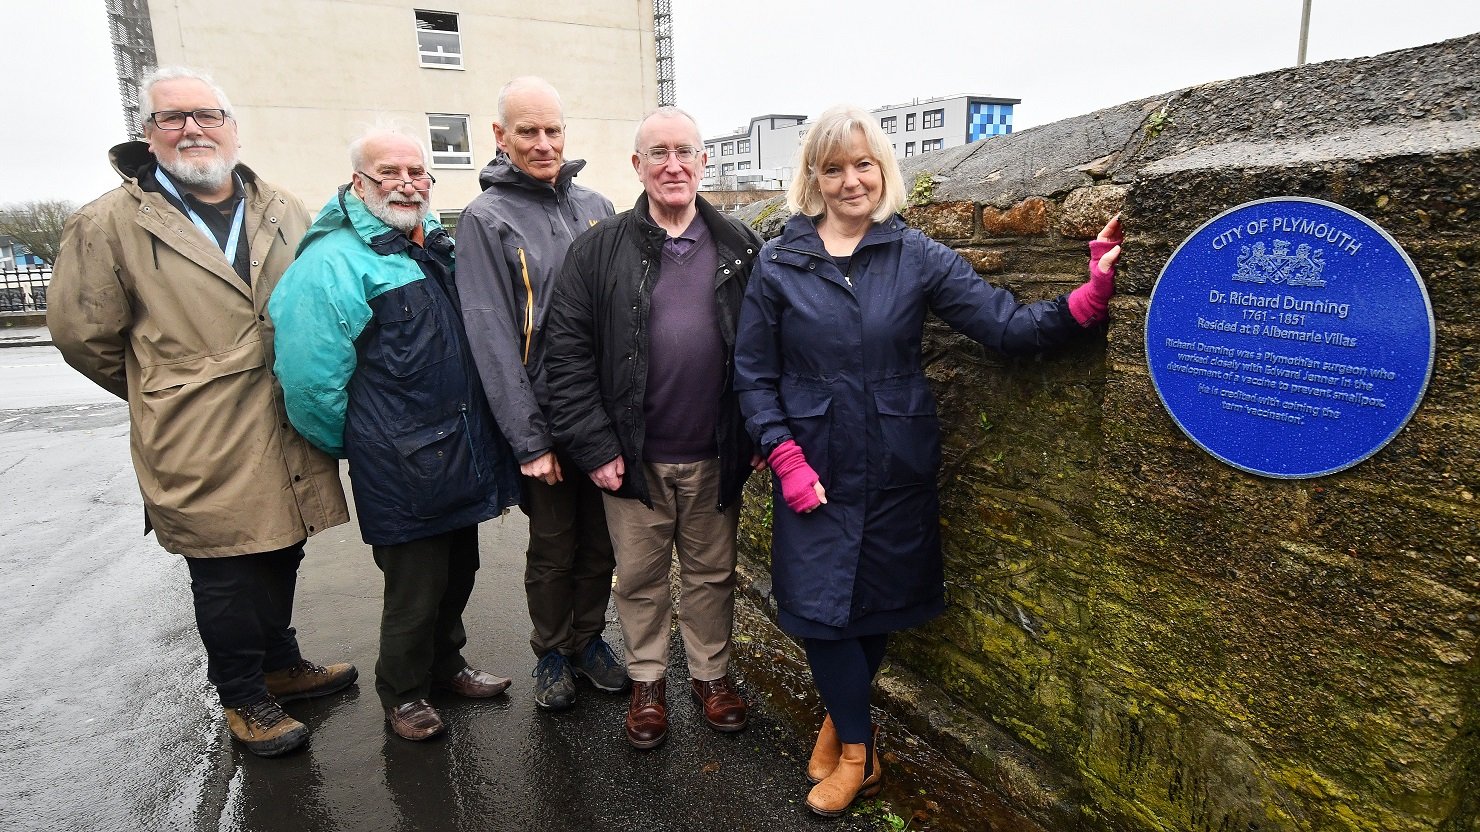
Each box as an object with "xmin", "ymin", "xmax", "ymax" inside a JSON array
[
  {"xmin": 495, "ymin": 76, "xmax": 567, "ymax": 184},
  {"xmin": 633, "ymin": 106, "xmax": 702, "ymax": 154}
]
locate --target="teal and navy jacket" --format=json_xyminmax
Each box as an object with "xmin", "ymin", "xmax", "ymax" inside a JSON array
[{"xmin": 269, "ymin": 186, "xmax": 519, "ymax": 546}]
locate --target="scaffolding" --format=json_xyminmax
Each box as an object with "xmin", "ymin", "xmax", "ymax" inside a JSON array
[
  {"xmin": 105, "ymin": 0, "xmax": 158, "ymax": 139},
  {"xmin": 653, "ymin": 0, "xmax": 676, "ymax": 107}
]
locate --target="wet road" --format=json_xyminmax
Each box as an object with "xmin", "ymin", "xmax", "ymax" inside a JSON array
[{"xmin": 0, "ymin": 346, "xmax": 894, "ymax": 832}]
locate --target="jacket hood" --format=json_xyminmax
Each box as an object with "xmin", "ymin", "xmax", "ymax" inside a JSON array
[
  {"xmin": 298, "ymin": 185, "xmax": 443, "ymax": 257},
  {"xmin": 775, "ymin": 211, "xmax": 909, "ymax": 253},
  {"xmin": 477, "ymin": 153, "xmax": 588, "ymax": 193}
]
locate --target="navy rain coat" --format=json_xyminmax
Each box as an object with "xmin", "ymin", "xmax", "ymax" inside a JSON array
[{"xmin": 734, "ymin": 212, "xmax": 1088, "ymax": 632}]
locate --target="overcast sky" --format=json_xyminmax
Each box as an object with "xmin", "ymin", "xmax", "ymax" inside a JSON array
[{"xmin": 2, "ymin": 1, "xmax": 1477, "ymax": 205}]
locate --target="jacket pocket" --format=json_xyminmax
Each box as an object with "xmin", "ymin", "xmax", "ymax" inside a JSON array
[
  {"xmin": 780, "ymin": 384, "xmax": 832, "ymax": 484},
  {"xmin": 374, "ymin": 281, "xmax": 456, "ymax": 379},
  {"xmin": 873, "ymin": 382, "xmax": 940, "ymax": 488},
  {"xmin": 391, "ymin": 410, "xmax": 482, "ymax": 520},
  {"xmin": 138, "ymin": 341, "xmax": 265, "ymax": 394}
]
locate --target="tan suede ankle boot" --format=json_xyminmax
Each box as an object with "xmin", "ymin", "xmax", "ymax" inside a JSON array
[
  {"xmin": 805, "ymin": 740, "xmax": 884, "ymax": 816},
  {"xmin": 807, "ymin": 713, "xmax": 842, "ymax": 783}
]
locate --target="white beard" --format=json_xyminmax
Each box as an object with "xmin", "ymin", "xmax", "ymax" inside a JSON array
[
  {"xmin": 362, "ymin": 187, "xmax": 428, "ymax": 234},
  {"xmin": 159, "ymin": 139, "xmax": 238, "ymax": 193}
]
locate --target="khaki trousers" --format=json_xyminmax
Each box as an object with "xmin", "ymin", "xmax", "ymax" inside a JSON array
[{"xmin": 602, "ymin": 459, "xmax": 738, "ymax": 683}]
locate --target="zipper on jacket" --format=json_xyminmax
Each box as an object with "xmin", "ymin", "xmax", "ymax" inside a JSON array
[{"xmin": 460, "ymin": 403, "xmax": 482, "ymax": 481}]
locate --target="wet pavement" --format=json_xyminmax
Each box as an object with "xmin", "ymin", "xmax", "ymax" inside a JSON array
[{"xmin": 0, "ymin": 344, "xmax": 1040, "ymax": 832}]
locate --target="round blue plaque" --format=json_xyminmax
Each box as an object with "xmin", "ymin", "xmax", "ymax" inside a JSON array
[{"xmin": 1144, "ymin": 197, "xmax": 1433, "ymax": 478}]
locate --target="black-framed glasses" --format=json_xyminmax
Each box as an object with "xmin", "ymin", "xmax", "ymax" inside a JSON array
[
  {"xmin": 356, "ymin": 170, "xmax": 436, "ymax": 191},
  {"xmin": 148, "ymin": 109, "xmax": 230, "ymax": 130},
  {"xmin": 641, "ymin": 146, "xmax": 700, "ymax": 165}
]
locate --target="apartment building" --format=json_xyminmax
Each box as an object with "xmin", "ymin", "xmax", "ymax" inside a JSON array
[
  {"xmin": 106, "ymin": 0, "xmax": 661, "ymax": 219},
  {"xmin": 701, "ymin": 94, "xmax": 1018, "ymax": 192}
]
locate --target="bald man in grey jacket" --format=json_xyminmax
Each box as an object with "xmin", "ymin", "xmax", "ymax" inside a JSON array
[{"xmin": 455, "ymin": 77, "xmax": 624, "ymax": 711}]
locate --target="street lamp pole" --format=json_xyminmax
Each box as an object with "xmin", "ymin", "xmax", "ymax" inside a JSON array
[{"xmin": 1297, "ymin": 0, "xmax": 1312, "ymax": 66}]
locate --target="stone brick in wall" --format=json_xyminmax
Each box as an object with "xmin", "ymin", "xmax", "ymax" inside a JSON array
[
  {"xmin": 980, "ymin": 197, "xmax": 1050, "ymax": 237},
  {"xmin": 905, "ymin": 200, "xmax": 976, "ymax": 241}
]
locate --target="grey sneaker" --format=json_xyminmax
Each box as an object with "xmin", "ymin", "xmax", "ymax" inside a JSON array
[
  {"xmin": 532, "ymin": 652, "xmax": 577, "ymax": 711},
  {"xmin": 571, "ymin": 637, "xmax": 630, "ymax": 693}
]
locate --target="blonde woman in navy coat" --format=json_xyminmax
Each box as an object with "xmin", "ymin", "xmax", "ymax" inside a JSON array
[{"xmin": 734, "ymin": 105, "xmax": 1122, "ymax": 816}]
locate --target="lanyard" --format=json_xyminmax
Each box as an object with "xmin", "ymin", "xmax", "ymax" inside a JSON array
[{"xmin": 155, "ymin": 168, "xmax": 246, "ymax": 266}]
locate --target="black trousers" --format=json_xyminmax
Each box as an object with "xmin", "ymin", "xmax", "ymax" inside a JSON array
[
  {"xmin": 522, "ymin": 449, "xmax": 615, "ymax": 657},
  {"xmin": 184, "ymin": 543, "xmax": 305, "ymax": 708},
  {"xmin": 372, "ymin": 525, "xmax": 479, "ymax": 708}
]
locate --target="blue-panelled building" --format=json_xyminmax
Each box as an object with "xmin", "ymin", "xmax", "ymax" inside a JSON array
[{"xmin": 701, "ymin": 94, "xmax": 1019, "ymax": 192}]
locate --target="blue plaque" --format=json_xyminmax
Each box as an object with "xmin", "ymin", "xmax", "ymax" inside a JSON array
[{"xmin": 1145, "ymin": 197, "xmax": 1433, "ymax": 478}]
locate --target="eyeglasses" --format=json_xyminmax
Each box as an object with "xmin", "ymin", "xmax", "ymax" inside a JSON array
[
  {"xmin": 148, "ymin": 109, "xmax": 230, "ymax": 130},
  {"xmin": 356, "ymin": 170, "xmax": 436, "ymax": 191},
  {"xmin": 641, "ymin": 146, "xmax": 700, "ymax": 165}
]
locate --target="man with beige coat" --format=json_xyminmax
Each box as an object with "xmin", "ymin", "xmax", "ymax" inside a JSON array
[{"xmin": 48, "ymin": 66, "xmax": 354, "ymax": 758}]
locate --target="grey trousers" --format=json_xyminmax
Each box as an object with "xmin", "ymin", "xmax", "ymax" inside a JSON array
[
  {"xmin": 522, "ymin": 454, "xmax": 616, "ymax": 657},
  {"xmin": 602, "ymin": 459, "xmax": 739, "ymax": 683}
]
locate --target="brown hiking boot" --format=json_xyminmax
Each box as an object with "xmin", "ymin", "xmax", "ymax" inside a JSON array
[
  {"xmin": 264, "ymin": 659, "xmax": 358, "ymax": 703},
  {"xmin": 226, "ymin": 696, "xmax": 309, "ymax": 757}
]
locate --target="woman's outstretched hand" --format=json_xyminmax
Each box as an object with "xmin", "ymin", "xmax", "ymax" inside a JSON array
[{"xmin": 1068, "ymin": 215, "xmax": 1123, "ymax": 326}]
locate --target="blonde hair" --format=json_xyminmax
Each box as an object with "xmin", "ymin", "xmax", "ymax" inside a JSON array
[{"xmin": 787, "ymin": 105, "xmax": 906, "ymax": 223}]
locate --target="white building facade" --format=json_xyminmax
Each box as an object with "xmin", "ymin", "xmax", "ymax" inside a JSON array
[{"xmin": 701, "ymin": 94, "xmax": 1018, "ymax": 192}]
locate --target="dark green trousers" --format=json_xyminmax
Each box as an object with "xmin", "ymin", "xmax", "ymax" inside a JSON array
[{"xmin": 372, "ymin": 525, "xmax": 479, "ymax": 708}]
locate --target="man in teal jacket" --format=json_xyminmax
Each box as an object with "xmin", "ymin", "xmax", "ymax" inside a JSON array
[{"xmin": 269, "ymin": 128, "xmax": 521, "ymax": 741}]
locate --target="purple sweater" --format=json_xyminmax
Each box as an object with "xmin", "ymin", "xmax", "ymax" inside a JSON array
[{"xmin": 643, "ymin": 215, "xmax": 724, "ymax": 463}]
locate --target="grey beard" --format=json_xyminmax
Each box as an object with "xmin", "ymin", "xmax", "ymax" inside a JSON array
[
  {"xmin": 160, "ymin": 153, "xmax": 236, "ymax": 194},
  {"xmin": 365, "ymin": 195, "xmax": 427, "ymax": 235}
]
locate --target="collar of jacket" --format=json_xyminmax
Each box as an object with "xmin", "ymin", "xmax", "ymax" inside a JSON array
[
  {"xmin": 770, "ymin": 211, "xmax": 908, "ymax": 267},
  {"xmin": 328, "ymin": 184, "xmax": 449, "ymax": 259},
  {"xmin": 108, "ymin": 139, "xmax": 266, "ymax": 203},
  {"xmin": 477, "ymin": 153, "xmax": 588, "ymax": 195},
  {"xmin": 631, "ymin": 191, "xmax": 756, "ymax": 263}
]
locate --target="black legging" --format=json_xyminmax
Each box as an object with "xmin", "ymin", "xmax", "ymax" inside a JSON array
[{"xmin": 802, "ymin": 634, "xmax": 889, "ymax": 746}]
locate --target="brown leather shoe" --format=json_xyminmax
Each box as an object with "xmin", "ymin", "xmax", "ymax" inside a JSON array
[
  {"xmin": 807, "ymin": 713, "xmax": 841, "ymax": 783},
  {"xmin": 264, "ymin": 658, "xmax": 358, "ymax": 703},
  {"xmin": 386, "ymin": 699, "xmax": 444, "ymax": 741},
  {"xmin": 625, "ymin": 679, "xmax": 668, "ymax": 749},
  {"xmin": 435, "ymin": 666, "xmax": 512, "ymax": 698},
  {"xmin": 225, "ymin": 696, "xmax": 308, "ymax": 757},
  {"xmin": 806, "ymin": 741, "xmax": 884, "ymax": 817},
  {"xmin": 690, "ymin": 674, "xmax": 747, "ymax": 732}
]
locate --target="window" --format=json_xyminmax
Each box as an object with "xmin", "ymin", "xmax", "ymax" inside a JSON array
[
  {"xmin": 905, "ymin": 113, "xmax": 916, "ymax": 131},
  {"xmin": 427, "ymin": 114, "xmax": 472, "ymax": 166},
  {"xmin": 705, "ymin": 165, "xmax": 716, "ymax": 178},
  {"xmin": 415, "ymin": 10, "xmax": 462, "ymax": 68},
  {"xmin": 437, "ymin": 210, "xmax": 460, "ymax": 234},
  {"xmin": 721, "ymin": 163, "xmax": 734, "ymax": 175},
  {"xmin": 904, "ymin": 142, "xmax": 915, "ymax": 157},
  {"xmin": 922, "ymin": 138, "xmax": 944, "ymax": 152},
  {"xmin": 721, "ymin": 142, "xmax": 735, "ymax": 155},
  {"xmin": 923, "ymin": 109, "xmax": 944, "ymax": 129},
  {"xmin": 880, "ymin": 116, "xmax": 896, "ymax": 134},
  {"xmin": 705, "ymin": 145, "xmax": 716, "ymax": 157},
  {"xmin": 737, "ymin": 161, "xmax": 751, "ymax": 170},
  {"xmin": 737, "ymin": 139, "xmax": 751, "ymax": 153}
]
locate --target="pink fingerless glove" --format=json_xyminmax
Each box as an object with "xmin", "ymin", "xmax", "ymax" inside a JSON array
[
  {"xmin": 768, "ymin": 440, "xmax": 822, "ymax": 514},
  {"xmin": 1068, "ymin": 239, "xmax": 1120, "ymax": 326}
]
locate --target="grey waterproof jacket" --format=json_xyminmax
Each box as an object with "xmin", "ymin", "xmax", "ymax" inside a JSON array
[{"xmin": 455, "ymin": 155, "xmax": 614, "ymax": 463}]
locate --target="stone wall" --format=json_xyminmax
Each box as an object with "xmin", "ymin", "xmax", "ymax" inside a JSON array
[{"xmin": 733, "ymin": 33, "xmax": 1479, "ymax": 832}]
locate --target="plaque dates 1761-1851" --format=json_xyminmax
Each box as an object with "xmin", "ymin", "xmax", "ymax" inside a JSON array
[{"xmin": 1145, "ymin": 197, "xmax": 1434, "ymax": 479}]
